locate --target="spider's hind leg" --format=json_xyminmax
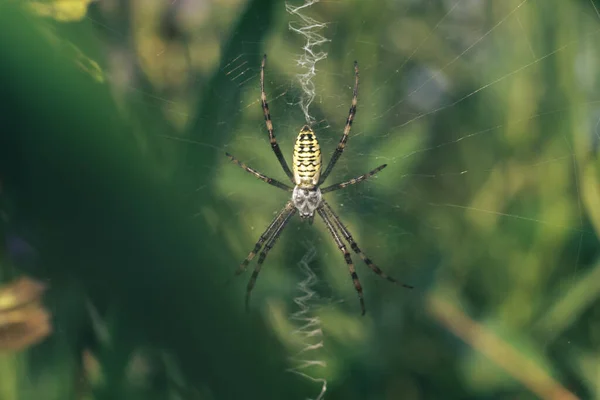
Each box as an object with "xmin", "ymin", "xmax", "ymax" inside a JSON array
[
  {"xmin": 244, "ymin": 204, "xmax": 297, "ymax": 312},
  {"xmin": 233, "ymin": 201, "xmax": 293, "ymax": 277},
  {"xmin": 322, "ymin": 200, "xmax": 413, "ymax": 289},
  {"xmin": 316, "ymin": 207, "xmax": 366, "ymax": 315}
]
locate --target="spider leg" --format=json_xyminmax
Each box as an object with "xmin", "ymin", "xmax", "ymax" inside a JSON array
[
  {"xmin": 316, "ymin": 207, "xmax": 366, "ymax": 315},
  {"xmin": 260, "ymin": 54, "xmax": 295, "ymax": 183},
  {"xmin": 322, "ymin": 200, "xmax": 413, "ymax": 289},
  {"xmin": 320, "ymin": 164, "xmax": 387, "ymax": 194},
  {"xmin": 226, "ymin": 152, "xmax": 293, "ymax": 192},
  {"xmin": 234, "ymin": 201, "xmax": 294, "ymax": 276},
  {"xmin": 319, "ymin": 61, "xmax": 359, "ymax": 185},
  {"xmin": 245, "ymin": 205, "xmax": 297, "ymax": 312}
]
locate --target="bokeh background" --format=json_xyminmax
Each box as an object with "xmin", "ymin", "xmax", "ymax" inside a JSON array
[{"xmin": 1, "ymin": 0, "xmax": 600, "ymax": 399}]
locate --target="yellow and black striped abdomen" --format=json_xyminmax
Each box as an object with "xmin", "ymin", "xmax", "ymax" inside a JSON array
[{"xmin": 293, "ymin": 125, "xmax": 321, "ymax": 188}]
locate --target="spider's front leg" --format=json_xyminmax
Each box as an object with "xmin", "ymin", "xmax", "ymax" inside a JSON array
[
  {"xmin": 319, "ymin": 61, "xmax": 359, "ymax": 185},
  {"xmin": 260, "ymin": 54, "xmax": 294, "ymax": 183},
  {"xmin": 225, "ymin": 152, "xmax": 292, "ymax": 192}
]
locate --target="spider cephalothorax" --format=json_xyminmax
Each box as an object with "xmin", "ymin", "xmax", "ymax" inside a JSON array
[
  {"xmin": 225, "ymin": 54, "xmax": 413, "ymax": 315},
  {"xmin": 292, "ymin": 186, "xmax": 322, "ymax": 219}
]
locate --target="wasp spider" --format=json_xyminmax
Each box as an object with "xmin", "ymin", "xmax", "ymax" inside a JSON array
[{"xmin": 226, "ymin": 55, "xmax": 413, "ymax": 315}]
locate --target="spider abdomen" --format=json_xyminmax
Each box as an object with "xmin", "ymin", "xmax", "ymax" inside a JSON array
[{"xmin": 293, "ymin": 125, "xmax": 322, "ymax": 188}]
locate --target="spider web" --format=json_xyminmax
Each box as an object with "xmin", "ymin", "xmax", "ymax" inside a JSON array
[
  {"xmin": 86, "ymin": 0, "xmax": 600, "ymax": 398},
  {"xmin": 283, "ymin": 2, "xmax": 329, "ymax": 399}
]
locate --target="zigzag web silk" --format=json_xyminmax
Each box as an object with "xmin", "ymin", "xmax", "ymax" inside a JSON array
[
  {"xmin": 285, "ymin": 1, "xmax": 329, "ymax": 399},
  {"xmin": 286, "ymin": 242, "xmax": 327, "ymax": 400}
]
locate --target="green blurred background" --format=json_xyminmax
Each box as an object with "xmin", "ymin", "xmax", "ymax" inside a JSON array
[{"xmin": 1, "ymin": 0, "xmax": 600, "ymax": 399}]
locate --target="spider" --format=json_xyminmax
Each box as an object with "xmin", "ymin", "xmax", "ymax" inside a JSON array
[{"xmin": 226, "ymin": 55, "xmax": 413, "ymax": 315}]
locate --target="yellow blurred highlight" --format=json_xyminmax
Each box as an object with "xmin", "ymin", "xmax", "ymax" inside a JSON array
[
  {"xmin": 28, "ymin": 0, "xmax": 95, "ymax": 22},
  {"xmin": 0, "ymin": 277, "xmax": 51, "ymax": 352},
  {"xmin": 582, "ymin": 163, "xmax": 600, "ymax": 237},
  {"xmin": 427, "ymin": 293, "xmax": 578, "ymax": 400},
  {"xmin": 534, "ymin": 259, "xmax": 600, "ymax": 342},
  {"xmin": 65, "ymin": 42, "xmax": 104, "ymax": 83}
]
